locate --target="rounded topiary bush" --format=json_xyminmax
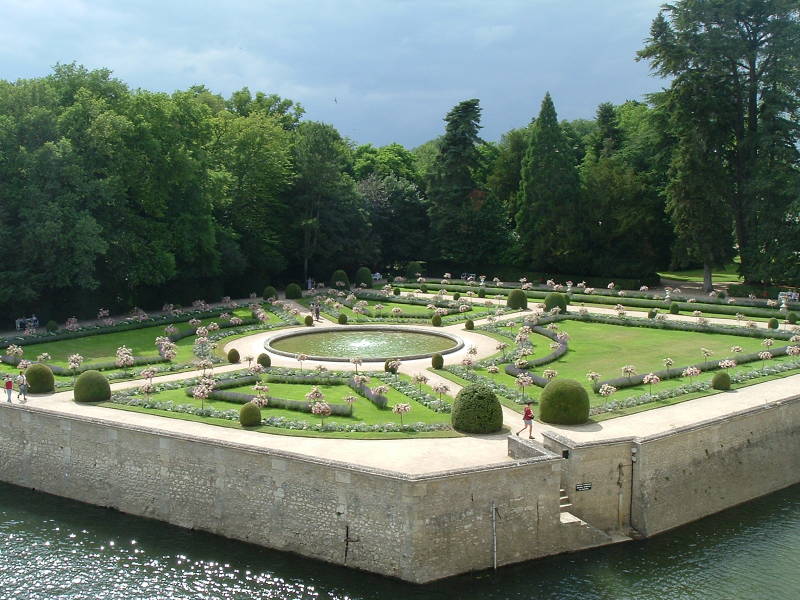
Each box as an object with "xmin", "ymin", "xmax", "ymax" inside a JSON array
[
  {"xmin": 227, "ymin": 348, "xmax": 240, "ymax": 363},
  {"xmin": 431, "ymin": 353, "xmax": 444, "ymax": 369},
  {"xmin": 257, "ymin": 353, "xmax": 271, "ymax": 368},
  {"xmin": 712, "ymin": 371, "xmax": 731, "ymax": 391},
  {"xmin": 285, "ymin": 283, "xmax": 302, "ymax": 299},
  {"xmin": 26, "ymin": 363, "xmax": 54, "ymax": 393},
  {"xmin": 431, "ymin": 314, "xmax": 442, "ymax": 327},
  {"xmin": 767, "ymin": 317, "xmax": 779, "ymax": 329},
  {"xmin": 46, "ymin": 320, "xmax": 59, "ymax": 332},
  {"xmin": 420, "ymin": 283, "xmax": 428, "ymax": 293},
  {"xmin": 338, "ymin": 313, "xmax": 348, "ymax": 325},
  {"xmin": 74, "ymin": 370, "xmax": 111, "ymax": 403},
  {"xmin": 239, "ymin": 401, "xmax": 262, "ymax": 427},
  {"xmin": 405, "ymin": 261, "xmax": 423, "ymax": 279},
  {"xmin": 393, "ymin": 287, "xmax": 401, "ymax": 296},
  {"xmin": 478, "ymin": 288, "xmax": 486, "ymax": 298},
  {"xmin": 669, "ymin": 302, "xmax": 680, "ymax": 315},
  {"xmin": 788, "ymin": 312, "xmax": 798, "ymax": 325},
  {"xmin": 384, "ymin": 358, "xmax": 399, "ymax": 373},
  {"xmin": 263, "ymin": 285, "xmax": 277, "ymax": 300},
  {"xmin": 544, "ymin": 292, "xmax": 568, "ymax": 313},
  {"xmin": 304, "ymin": 314, "xmax": 314, "ymax": 326},
  {"xmin": 539, "ymin": 379, "xmax": 590, "ymax": 425},
  {"xmin": 354, "ymin": 266, "xmax": 372, "ymax": 288},
  {"xmin": 453, "ymin": 292, "xmax": 461, "ymax": 301},
  {"xmin": 330, "ymin": 269, "xmax": 350, "ymax": 289},
  {"xmin": 451, "ymin": 384, "xmax": 503, "ymax": 434},
  {"xmin": 507, "ymin": 289, "xmax": 527, "ymax": 310},
  {"xmin": 464, "ymin": 319, "xmax": 474, "ymax": 330},
  {"xmin": 647, "ymin": 308, "xmax": 658, "ymax": 319}
]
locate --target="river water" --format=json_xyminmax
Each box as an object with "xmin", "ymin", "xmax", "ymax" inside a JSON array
[{"xmin": 1, "ymin": 482, "xmax": 798, "ymax": 600}]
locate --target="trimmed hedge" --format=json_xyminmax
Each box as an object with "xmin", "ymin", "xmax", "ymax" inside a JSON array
[
  {"xmin": 432, "ymin": 353, "xmax": 444, "ymax": 369},
  {"xmin": 285, "ymin": 283, "xmax": 302, "ymax": 299},
  {"xmin": 768, "ymin": 318, "xmax": 779, "ymax": 329},
  {"xmin": 239, "ymin": 401, "xmax": 262, "ymax": 426},
  {"xmin": 257, "ymin": 353, "xmax": 271, "ymax": 368},
  {"xmin": 712, "ymin": 371, "xmax": 731, "ymax": 390},
  {"xmin": 647, "ymin": 309, "xmax": 658, "ymax": 319},
  {"xmin": 431, "ymin": 315, "xmax": 442, "ymax": 327},
  {"xmin": 789, "ymin": 312, "xmax": 798, "ymax": 324},
  {"xmin": 465, "ymin": 319, "xmax": 474, "ymax": 330},
  {"xmin": 354, "ymin": 266, "xmax": 373, "ymax": 288},
  {"xmin": 263, "ymin": 285, "xmax": 277, "ymax": 300},
  {"xmin": 227, "ymin": 348, "xmax": 240, "ymax": 363},
  {"xmin": 453, "ymin": 292, "xmax": 461, "ymax": 301},
  {"xmin": 384, "ymin": 358, "xmax": 400, "ymax": 374},
  {"xmin": 393, "ymin": 287, "xmax": 401, "ymax": 296},
  {"xmin": 669, "ymin": 302, "xmax": 680, "ymax": 314},
  {"xmin": 26, "ymin": 363, "xmax": 54, "ymax": 393},
  {"xmin": 544, "ymin": 292, "xmax": 568, "ymax": 313},
  {"xmin": 405, "ymin": 261, "xmax": 424, "ymax": 279},
  {"xmin": 451, "ymin": 384, "xmax": 503, "ymax": 433},
  {"xmin": 338, "ymin": 313, "xmax": 348, "ymax": 325},
  {"xmin": 330, "ymin": 269, "xmax": 350, "ymax": 288},
  {"xmin": 304, "ymin": 315, "xmax": 314, "ymax": 326},
  {"xmin": 74, "ymin": 370, "xmax": 111, "ymax": 403},
  {"xmin": 539, "ymin": 379, "xmax": 589, "ymax": 425},
  {"xmin": 507, "ymin": 289, "xmax": 527, "ymax": 309}
]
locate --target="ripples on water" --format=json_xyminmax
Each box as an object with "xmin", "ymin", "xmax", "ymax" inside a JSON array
[{"xmin": 1, "ymin": 482, "xmax": 798, "ymax": 599}]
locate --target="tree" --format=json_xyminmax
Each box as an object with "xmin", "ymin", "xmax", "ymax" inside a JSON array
[
  {"xmin": 666, "ymin": 129, "xmax": 735, "ymax": 291},
  {"xmin": 426, "ymin": 99, "xmax": 483, "ymax": 262},
  {"xmin": 516, "ymin": 93, "xmax": 582, "ymax": 271},
  {"xmin": 638, "ymin": 0, "xmax": 800, "ymax": 282}
]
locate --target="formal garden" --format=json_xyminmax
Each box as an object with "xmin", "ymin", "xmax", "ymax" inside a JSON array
[{"xmin": 2, "ymin": 273, "xmax": 799, "ymax": 439}]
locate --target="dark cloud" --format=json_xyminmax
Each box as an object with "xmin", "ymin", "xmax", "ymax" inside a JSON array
[{"xmin": 0, "ymin": 0, "xmax": 665, "ymax": 147}]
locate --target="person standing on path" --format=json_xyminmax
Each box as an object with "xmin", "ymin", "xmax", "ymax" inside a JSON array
[
  {"xmin": 16, "ymin": 370, "xmax": 27, "ymax": 403},
  {"xmin": 516, "ymin": 402, "xmax": 534, "ymax": 438},
  {"xmin": 4, "ymin": 375, "xmax": 12, "ymax": 402}
]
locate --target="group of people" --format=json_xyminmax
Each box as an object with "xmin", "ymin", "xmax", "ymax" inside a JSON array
[
  {"xmin": 14, "ymin": 315, "xmax": 38, "ymax": 331},
  {"xmin": 4, "ymin": 371, "xmax": 28, "ymax": 404}
]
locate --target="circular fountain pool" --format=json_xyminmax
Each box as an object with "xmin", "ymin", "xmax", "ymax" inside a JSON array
[{"xmin": 266, "ymin": 326, "xmax": 463, "ymax": 362}]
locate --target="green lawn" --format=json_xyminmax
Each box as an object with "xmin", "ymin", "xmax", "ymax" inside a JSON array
[
  {"xmin": 300, "ymin": 297, "xmax": 493, "ymax": 320},
  {"xmin": 658, "ymin": 262, "xmax": 742, "ymax": 283},
  {"xmin": 454, "ymin": 320, "xmax": 798, "ymax": 409},
  {"xmin": 106, "ymin": 374, "xmax": 457, "ymax": 438}
]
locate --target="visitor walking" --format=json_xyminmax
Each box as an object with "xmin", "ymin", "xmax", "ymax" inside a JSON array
[
  {"xmin": 516, "ymin": 402, "xmax": 534, "ymax": 439},
  {"xmin": 314, "ymin": 303, "xmax": 321, "ymax": 321},
  {"xmin": 16, "ymin": 371, "xmax": 27, "ymax": 403},
  {"xmin": 4, "ymin": 375, "xmax": 12, "ymax": 402}
]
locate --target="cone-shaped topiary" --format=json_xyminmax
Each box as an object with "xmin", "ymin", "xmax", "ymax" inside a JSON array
[
  {"xmin": 257, "ymin": 353, "xmax": 271, "ymax": 368},
  {"xmin": 478, "ymin": 288, "xmax": 486, "ymax": 298},
  {"xmin": 74, "ymin": 370, "xmax": 111, "ymax": 403},
  {"xmin": 464, "ymin": 319, "xmax": 474, "ymax": 330},
  {"xmin": 431, "ymin": 353, "xmax": 444, "ymax": 369},
  {"xmin": 330, "ymin": 269, "xmax": 350, "ymax": 288},
  {"xmin": 669, "ymin": 302, "xmax": 680, "ymax": 315},
  {"xmin": 507, "ymin": 289, "xmax": 527, "ymax": 309},
  {"xmin": 712, "ymin": 371, "xmax": 731, "ymax": 390},
  {"xmin": 239, "ymin": 401, "xmax": 262, "ymax": 427},
  {"xmin": 544, "ymin": 292, "xmax": 568, "ymax": 313},
  {"xmin": 648, "ymin": 309, "xmax": 658, "ymax": 319},
  {"xmin": 354, "ymin": 266, "xmax": 373, "ymax": 288},
  {"xmin": 304, "ymin": 315, "xmax": 314, "ymax": 326},
  {"xmin": 767, "ymin": 317, "xmax": 779, "ymax": 329},
  {"xmin": 285, "ymin": 283, "xmax": 302, "ymax": 299},
  {"xmin": 539, "ymin": 379, "xmax": 589, "ymax": 425},
  {"xmin": 451, "ymin": 384, "xmax": 503, "ymax": 434},
  {"xmin": 263, "ymin": 285, "xmax": 277, "ymax": 300},
  {"xmin": 26, "ymin": 363, "xmax": 54, "ymax": 393},
  {"xmin": 227, "ymin": 348, "xmax": 240, "ymax": 363},
  {"xmin": 393, "ymin": 287, "xmax": 401, "ymax": 296},
  {"xmin": 338, "ymin": 313, "xmax": 348, "ymax": 325},
  {"xmin": 788, "ymin": 311, "xmax": 797, "ymax": 324},
  {"xmin": 420, "ymin": 283, "xmax": 428, "ymax": 293},
  {"xmin": 431, "ymin": 314, "xmax": 442, "ymax": 327},
  {"xmin": 453, "ymin": 292, "xmax": 460, "ymax": 301}
]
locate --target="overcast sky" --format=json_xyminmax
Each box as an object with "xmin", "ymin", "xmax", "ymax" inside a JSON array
[{"xmin": 0, "ymin": 0, "xmax": 666, "ymax": 148}]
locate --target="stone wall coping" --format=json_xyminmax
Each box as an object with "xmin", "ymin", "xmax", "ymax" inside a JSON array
[
  {"xmin": 541, "ymin": 393, "xmax": 800, "ymax": 450},
  {"xmin": 3, "ymin": 402, "xmax": 559, "ymax": 483}
]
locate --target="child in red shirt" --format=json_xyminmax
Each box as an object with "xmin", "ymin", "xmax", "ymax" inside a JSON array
[{"xmin": 516, "ymin": 402, "xmax": 534, "ymax": 438}]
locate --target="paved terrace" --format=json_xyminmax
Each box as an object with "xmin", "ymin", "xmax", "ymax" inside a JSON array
[{"xmin": 5, "ymin": 300, "xmax": 798, "ymax": 476}]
